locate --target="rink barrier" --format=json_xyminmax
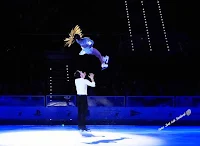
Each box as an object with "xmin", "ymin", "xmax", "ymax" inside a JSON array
[{"xmin": 0, "ymin": 95, "xmax": 200, "ymax": 123}]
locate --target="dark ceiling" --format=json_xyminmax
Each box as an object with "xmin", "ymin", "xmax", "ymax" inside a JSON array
[
  {"xmin": 1, "ymin": 0, "xmax": 199, "ymax": 95},
  {"xmin": 2, "ymin": 0, "xmax": 199, "ymax": 55}
]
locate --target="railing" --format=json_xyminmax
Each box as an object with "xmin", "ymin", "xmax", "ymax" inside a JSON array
[
  {"xmin": 0, "ymin": 95, "xmax": 45, "ymax": 107},
  {"xmin": 0, "ymin": 95, "xmax": 200, "ymax": 107}
]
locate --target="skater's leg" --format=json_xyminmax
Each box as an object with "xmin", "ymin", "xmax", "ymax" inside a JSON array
[
  {"xmin": 77, "ymin": 95, "xmax": 90, "ymax": 131},
  {"xmin": 91, "ymin": 48, "xmax": 104, "ymax": 64},
  {"xmin": 82, "ymin": 95, "xmax": 88, "ymax": 129},
  {"xmin": 91, "ymin": 48, "xmax": 109, "ymax": 69},
  {"xmin": 77, "ymin": 96, "xmax": 82, "ymax": 129}
]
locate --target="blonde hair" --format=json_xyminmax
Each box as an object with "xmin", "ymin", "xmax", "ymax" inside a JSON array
[{"xmin": 64, "ymin": 25, "xmax": 83, "ymax": 47}]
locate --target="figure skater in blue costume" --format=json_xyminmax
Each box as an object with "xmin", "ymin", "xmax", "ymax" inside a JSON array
[{"xmin": 64, "ymin": 25, "xmax": 109, "ymax": 70}]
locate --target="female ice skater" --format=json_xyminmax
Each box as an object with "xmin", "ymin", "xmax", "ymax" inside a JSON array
[{"xmin": 64, "ymin": 25, "xmax": 109, "ymax": 70}]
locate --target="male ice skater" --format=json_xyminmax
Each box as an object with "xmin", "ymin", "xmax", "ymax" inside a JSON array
[
  {"xmin": 74, "ymin": 70, "xmax": 96, "ymax": 131},
  {"xmin": 64, "ymin": 25, "xmax": 109, "ymax": 70}
]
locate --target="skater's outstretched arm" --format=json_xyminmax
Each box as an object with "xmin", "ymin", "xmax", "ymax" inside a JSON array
[{"xmin": 85, "ymin": 73, "xmax": 95, "ymax": 87}]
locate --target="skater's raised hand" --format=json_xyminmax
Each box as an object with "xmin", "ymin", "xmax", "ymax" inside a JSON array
[{"xmin": 88, "ymin": 73, "xmax": 94, "ymax": 79}]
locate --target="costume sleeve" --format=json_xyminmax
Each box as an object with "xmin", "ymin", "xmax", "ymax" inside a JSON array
[{"xmin": 84, "ymin": 79, "xmax": 96, "ymax": 87}]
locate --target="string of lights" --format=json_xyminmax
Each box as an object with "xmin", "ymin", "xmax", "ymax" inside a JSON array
[
  {"xmin": 141, "ymin": 0, "xmax": 152, "ymax": 51},
  {"xmin": 49, "ymin": 68, "xmax": 52, "ymax": 101},
  {"xmin": 66, "ymin": 65, "xmax": 69, "ymax": 82},
  {"xmin": 124, "ymin": 0, "xmax": 134, "ymax": 51},
  {"xmin": 157, "ymin": 0, "xmax": 170, "ymax": 51}
]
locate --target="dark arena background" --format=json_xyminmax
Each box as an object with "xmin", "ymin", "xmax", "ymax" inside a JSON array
[{"xmin": 1, "ymin": 0, "xmax": 200, "ymax": 146}]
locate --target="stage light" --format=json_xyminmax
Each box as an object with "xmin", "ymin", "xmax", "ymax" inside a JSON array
[
  {"xmin": 124, "ymin": 0, "xmax": 134, "ymax": 50},
  {"xmin": 141, "ymin": 0, "xmax": 152, "ymax": 51},
  {"xmin": 49, "ymin": 68, "xmax": 53, "ymax": 95},
  {"xmin": 157, "ymin": 0, "xmax": 170, "ymax": 51},
  {"xmin": 66, "ymin": 64, "xmax": 69, "ymax": 82}
]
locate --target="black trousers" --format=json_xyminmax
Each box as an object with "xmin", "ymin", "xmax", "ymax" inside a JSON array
[{"xmin": 76, "ymin": 95, "xmax": 88, "ymax": 129}]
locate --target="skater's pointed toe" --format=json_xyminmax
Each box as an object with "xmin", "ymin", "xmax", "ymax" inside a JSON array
[{"xmin": 103, "ymin": 56, "xmax": 109, "ymax": 64}]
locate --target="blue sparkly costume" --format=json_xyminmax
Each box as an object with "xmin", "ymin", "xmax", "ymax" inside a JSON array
[
  {"xmin": 75, "ymin": 37, "xmax": 109, "ymax": 66},
  {"xmin": 64, "ymin": 25, "xmax": 109, "ymax": 69},
  {"xmin": 76, "ymin": 37, "xmax": 94, "ymax": 54}
]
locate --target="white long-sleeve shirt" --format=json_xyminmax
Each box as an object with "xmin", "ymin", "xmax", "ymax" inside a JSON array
[{"xmin": 75, "ymin": 78, "xmax": 96, "ymax": 95}]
